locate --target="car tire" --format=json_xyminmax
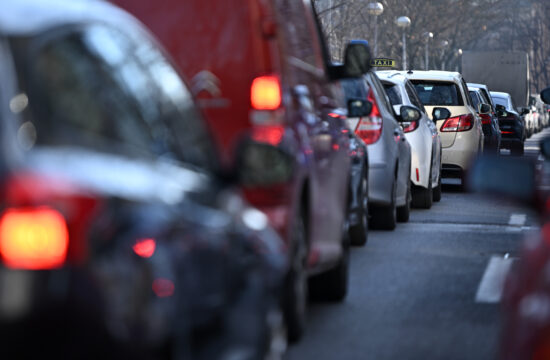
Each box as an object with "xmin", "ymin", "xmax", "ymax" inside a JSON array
[
  {"xmin": 309, "ymin": 218, "xmax": 350, "ymax": 302},
  {"xmin": 433, "ymin": 172, "xmax": 442, "ymax": 202},
  {"xmin": 284, "ymin": 210, "xmax": 308, "ymax": 343},
  {"xmin": 370, "ymin": 181, "xmax": 396, "ymax": 231},
  {"xmin": 412, "ymin": 166, "xmax": 433, "ymax": 209},
  {"xmin": 396, "ymin": 180, "xmax": 411, "ymax": 222},
  {"xmin": 349, "ymin": 174, "xmax": 368, "ymax": 247},
  {"xmin": 512, "ymin": 143, "xmax": 524, "ymax": 156}
]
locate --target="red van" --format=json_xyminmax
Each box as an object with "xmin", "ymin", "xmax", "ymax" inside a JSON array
[{"xmin": 113, "ymin": 0, "xmax": 372, "ymax": 341}]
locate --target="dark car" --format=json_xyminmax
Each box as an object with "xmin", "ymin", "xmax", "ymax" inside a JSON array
[
  {"xmin": 468, "ymin": 86, "xmax": 501, "ymax": 154},
  {"xmin": 113, "ymin": 0, "xmax": 372, "ymax": 341},
  {"xmin": 0, "ymin": 1, "xmax": 287, "ymax": 359},
  {"xmin": 345, "ymin": 120, "xmax": 370, "ymax": 246},
  {"xmin": 491, "ymin": 91, "xmax": 527, "ymax": 156}
]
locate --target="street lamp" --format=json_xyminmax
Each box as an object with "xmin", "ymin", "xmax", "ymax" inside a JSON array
[
  {"xmin": 423, "ymin": 32, "xmax": 433, "ymax": 70},
  {"xmin": 366, "ymin": 2, "xmax": 384, "ymax": 57},
  {"xmin": 439, "ymin": 40, "xmax": 449, "ymax": 70},
  {"xmin": 456, "ymin": 48, "xmax": 463, "ymax": 72},
  {"xmin": 396, "ymin": 16, "xmax": 411, "ymax": 70}
]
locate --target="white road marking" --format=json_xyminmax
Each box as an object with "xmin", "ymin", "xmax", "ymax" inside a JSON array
[
  {"xmin": 508, "ymin": 213, "xmax": 527, "ymax": 227},
  {"xmin": 475, "ymin": 256, "xmax": 515, "ymax": 304}
]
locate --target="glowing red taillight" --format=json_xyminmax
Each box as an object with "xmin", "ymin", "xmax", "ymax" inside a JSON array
[
  {"xmin": 0, "ymin": 207, "xmax": 69, "ymax": 270},
  {"xmin": 355, "ymin": 89, "xmax": 383, "ymax": 144},
  {"xmin": 402, "ymin": 120, "xmax": 419, "ymax": 133},
  {"xmin": 133, "ymin": 238, "xmax": 156, "ymax": 258},
  {"xmin": 479, "ymin": 113, "xmax": 492, "ymax": 125},
  {"xmin": 441, "ymin": 114, "xmax": 474, "ymax": 132},
  {"xmin": 251, "ymin": 75, "xmax": 282, "ymax": 110}
]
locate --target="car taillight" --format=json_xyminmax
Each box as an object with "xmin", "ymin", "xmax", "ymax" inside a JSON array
[
  {"xmin": 250, "ymin": 75, "xmax": 285, "ymax": 145},
  {"xmin": 0, "ymin": 207, "xmax": 69, "ymax": 270},
  {"xmin": 479, "ymin": 113, "xmax": 492, "ymax": 125},
  {"xmin": 440, "ymin": 114, "xmax": 474, "ymax": 132},
  {"xmin": 355, "ymin": 89, "xmax": 383, "ymax": 144},
  {"xmin": 402, "ymin": 120, "xmax": 419, "ymax": 133},
  {"xmin": 251, "ymin": 75, "xmax": 281, "ymax": 110}
]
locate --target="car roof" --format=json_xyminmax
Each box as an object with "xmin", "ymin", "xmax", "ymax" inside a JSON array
[
  {"xmin": 399, "ymin": 70, "xmax": 463, "ymax": 83},
  {"xmin": 376, "ymin": 71, "xmax": 408, "ymax": 85},
  {"xmin": 467, "ymin": 83, "xmax": 488, "ymax": 89},
  {"xmin": 0, "ymin": 0, "xmax": 132, "ymax": 36},
  {"xmin": 468, "ymin": 87, "xmax": 482, "ymax": 93},
  {"xmin": 490, "ymin": 91, "xmax": 510, "ymax": 98}
]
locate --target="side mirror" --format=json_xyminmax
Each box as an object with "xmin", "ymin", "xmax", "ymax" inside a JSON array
[
  {"xmin": 342, "ymin": 40, "xmax": 372, "ymax": 77},
  {"xmin": 399, "ymin": 105, "xmax": 422, "ymax": 123},
  {"xmin": 348, "ymin": 99, "xmax": 372, "ymax": 118},
  {"xmin": 432, "ymin": 107, "xmax": 451, "ymax": 121},
  {"xmin": 479, "ymin": 103, "xmax": 491, "ymax": 114},
  {"xmin": 541, "ymin": 87, "xmax": 550, "ymax": 104},
  {"xmin": 520, "ymin": 107, "xmax": 530, "ymax": 116}
]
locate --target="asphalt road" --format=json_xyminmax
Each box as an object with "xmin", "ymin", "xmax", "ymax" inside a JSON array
[{"xmin": 287, "ymin": 131, "xmax": 548, "ymax": 360}]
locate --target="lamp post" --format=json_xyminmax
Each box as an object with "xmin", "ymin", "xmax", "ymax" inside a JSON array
[
  {"xmin": 456, "ymin": 48, "xmax": 463, "ymax": 72},
  {"xmin": 366, "ymin": 2, "xmax": 384, "ymax": 57},
  {"xmin": 396, "ymin": 16, "xmax": 411, "ymax": 70},
  {"xmin": 423, "ymin": 32, "xmax": 433, "ymax": 70},
  {"xmin": 439, "ymin": 40, "xmax": 449, "ymax": 70}
]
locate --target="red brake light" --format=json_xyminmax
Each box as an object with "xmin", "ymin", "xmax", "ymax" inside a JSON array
[
  {"xmin": 133, "ymin": 238, "xmax": 156, "ymax": 258},
  {"xmin": 0, "ymin": 207, "xmax": 69, "ymax": 270},
  {"xmin": 402, "ymin": 120, "xmax": 419, "ymax": 133},
  {"xmin": 441, "ymin": 114, "xmax": 474, "ymax": 132},
  {"xmin": 355, "ymin": 89, "xmax": 383, "ymax": 144},
  {"xmin": 251, "ymin": 75, "xmax": 282, "ymax": 110},
  {"xmin": 479, "ymin": 113, "xmax": 492, "ymax": 125}
]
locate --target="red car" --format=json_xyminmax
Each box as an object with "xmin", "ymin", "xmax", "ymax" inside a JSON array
[{"xmin": 112, "ymin": 0, "xmax": 372, "ymax": 341}]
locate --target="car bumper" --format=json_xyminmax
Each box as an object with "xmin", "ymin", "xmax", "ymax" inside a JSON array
[{"xmin": 441, "ymin": 136, "xmax": 479, "ymax": 175}]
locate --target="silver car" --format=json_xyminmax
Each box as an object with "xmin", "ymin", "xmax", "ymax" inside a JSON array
[
  {"xmin": 342, "ymin": 72, "xmax": 412, "ymax": 230},
  {"xmin": 378, "ymin": 71, "xmax": 443, "ymax": 208}
]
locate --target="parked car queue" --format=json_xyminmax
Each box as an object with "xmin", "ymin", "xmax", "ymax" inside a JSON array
[{"xmin": 0, "ymin": 0, "xmax": 540, "ymax": 359}]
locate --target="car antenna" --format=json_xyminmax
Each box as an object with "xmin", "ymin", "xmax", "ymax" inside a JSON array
[{"xmin": 407, "ymin": 69, "xmax": 413, "ymax": 74}]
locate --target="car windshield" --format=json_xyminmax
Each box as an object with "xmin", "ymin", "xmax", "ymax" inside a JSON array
[{"xmin": 411, "ymin": 81, "xmax": 464, "ymax": 106}]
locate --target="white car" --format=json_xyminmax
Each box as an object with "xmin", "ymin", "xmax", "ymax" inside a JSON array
[
  {"xmin": 378, "ymin": 71, "xmax": 443, "ymax": 208},
  {"xmin": 403, "ymin": 71, "xmax": 484, "ymax": 186}
]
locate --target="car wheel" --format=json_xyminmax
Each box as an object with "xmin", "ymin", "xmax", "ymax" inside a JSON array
[
  {"xmin": 349, "ymin": 174, "xmax": 368, "ymax": 247},
  {"xmin": 412, "ymin": 166, "xmax": 433, "ymax": 209},
  {"xmin": 512, "ymin": 143, "xmax": 524, "ymax": 156},
  {"xmin": 433, "ymin": 171, "xmax": 442, "ymax": 202},
  {"xmin": 370, "ymin": 181, "xmax": 396, "ymax": 230},
  {"xmin": 396, "ymin": 179, "xmax": 411, "ymax": 222},
  {"xmin": 284, "ymin": 210, "xmax": 308, "ymax": 343},
  {"xmin": 309, "ymin": 217, "xmax": 350, "ymax": 302}
]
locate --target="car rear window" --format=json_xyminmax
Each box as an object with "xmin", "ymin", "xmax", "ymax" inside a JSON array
[
  {"xmin": 341, "ymin": 78, "xmax": 369, "ymax": 100},
  {"xmin": 492, "ymin": 96, "xmax": 510, "ymax": 110},
  {"xmin": 411, "ymin": 80, "xmax": 464, "ymax": 106},
  {"xmin": 383, "ymin": 84, "xmax": 402, "ymax": 107}
]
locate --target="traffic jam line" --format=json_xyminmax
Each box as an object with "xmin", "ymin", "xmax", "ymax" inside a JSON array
[{"xmin": 475, "ymin": 255, "xmax": 515, "ymax": 304}]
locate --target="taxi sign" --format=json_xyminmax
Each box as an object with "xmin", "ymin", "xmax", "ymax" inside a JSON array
[{"xmin": 371, "ymin": 58, "xmax": 396, "ymax": 68}]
